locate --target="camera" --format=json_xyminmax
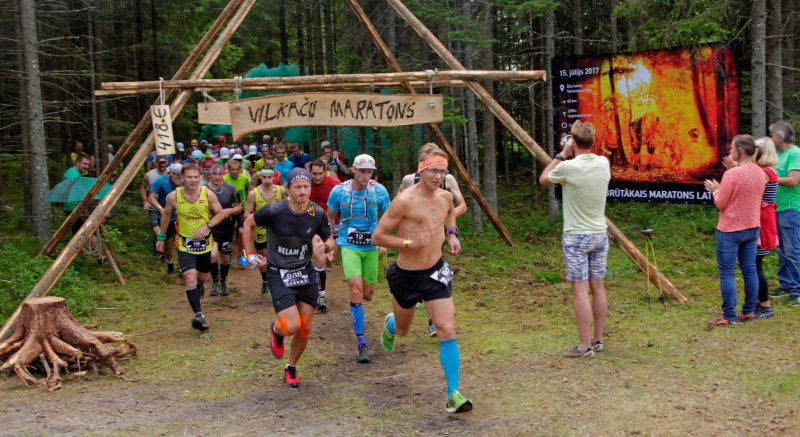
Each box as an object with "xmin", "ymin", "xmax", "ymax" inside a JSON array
[{"xmin": 560, "ymin": 134, "xmax": 573, "ymax": 148}]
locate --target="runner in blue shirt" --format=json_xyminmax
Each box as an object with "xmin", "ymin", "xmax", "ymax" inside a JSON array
[{"xmin": 149, "ymin": 163, "xmax": 183, "ymax": 274}]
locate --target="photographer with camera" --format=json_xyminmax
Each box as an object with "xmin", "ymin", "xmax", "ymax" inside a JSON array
[{"xmin": 540, "ymin": 120, "xmax": 611, "ymax": 358}]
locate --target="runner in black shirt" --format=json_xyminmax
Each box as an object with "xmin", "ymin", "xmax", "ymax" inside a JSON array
[
  {"xmin": 241, "ymin": 168, "xmax": 335, "ymax": 388},
  {"xmin": 206, "ymin": 162, "xmax": 242, "ymax": 296}
]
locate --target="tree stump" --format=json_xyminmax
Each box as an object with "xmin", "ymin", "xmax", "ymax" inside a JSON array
[{"xmin": 0, "ymin": 297, "xmax": 136, "ymax": 391}]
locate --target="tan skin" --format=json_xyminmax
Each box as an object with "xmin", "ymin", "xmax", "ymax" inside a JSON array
[
  {"xmin": 373, "ymin": 163, "xmax": 460, "ymax": 340},
  {"xmin": 208, "ymin": 168, "xmax": 243, "ymax": 266},
  {"xmin": 399, "ymin": 172, "xmax": 467, "ymax": 217},
  {"xmin": 539, "ymin": 137, "xmax": 608, "ymax": 350},
  {"xmin": 326, "ymin": 167, "xmax": 387, "ymax": 309},
  {"xmin": 156, "ymin": 169, "xmax": 224, "ymax": 289},
  {"xmin": 148, "ymin": 171, "xmax": 183, "ymax": 262},
  {"xmin": 245, "ymin": 172, "xmax": 279, "ymax": 274},
  {"xmin": 142, "ymin": 160, "xmax": 168, "ymax": 213},
  {"xmin": 241, "ymin": 179, "xmax": 337, "ymax": 367},
  {"xmin": 227, "ymin": 161, "xmax": 248, "ymax": 257}
]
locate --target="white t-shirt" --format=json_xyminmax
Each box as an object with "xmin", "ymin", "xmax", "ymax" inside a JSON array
[{"xmin": 547, "ymin": 153, "xmax": 610, "ymax": 234}]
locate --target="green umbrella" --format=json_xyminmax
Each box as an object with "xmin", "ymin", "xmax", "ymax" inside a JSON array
[{"xmin": 46, "ymin": 177, "xmax": 112, "ymax": 204}]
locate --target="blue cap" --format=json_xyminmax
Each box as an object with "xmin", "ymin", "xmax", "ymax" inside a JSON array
[
  {"xmin": 191, "ymin": 150, "xmax": 203, "ymax": 160},
  {"xmin": 287, "ymin": 168, "xmax": 312, "ymax": 188}
]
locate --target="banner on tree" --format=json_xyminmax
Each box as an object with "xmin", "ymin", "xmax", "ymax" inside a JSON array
[
  {"xmin": 225, "ymin": 93, "xmax": 443, "ymax": 139},
  {"xmin": 551, "ymin": 43, "xmax": 741, "ymax": 205}
]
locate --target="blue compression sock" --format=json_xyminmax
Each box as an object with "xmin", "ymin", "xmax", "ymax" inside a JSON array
[
  {"xmin": 439, "ymin": 338, "xmax": 460, "ymax": 397},
  {"xmin": 350, "ymin": 303, "xmax": 365, "ymax": 338},
  {"xmin": 386, "ymin": 313, "xmax": 396, "ymax": 335}
]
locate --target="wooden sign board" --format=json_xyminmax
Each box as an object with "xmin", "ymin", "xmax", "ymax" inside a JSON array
[
  {"xmin": 197, "ymin": 101, "xmax": 231, "ymax": 125},
  {"xmin": 227, "ymin": 93, "xmax": 443, "ymax": 139},
  {"xmin": 150, "ymin": 105, "xmax": 175, "ymax": 155}
]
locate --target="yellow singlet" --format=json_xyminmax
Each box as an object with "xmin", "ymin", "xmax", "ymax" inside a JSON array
[
  {"xmin": 175, "ymin": 186, "xmax": 213, "ymax": 254},
  {"xmin": 253, "ymin": 185, "xmax": 282, "ymax": 243}
]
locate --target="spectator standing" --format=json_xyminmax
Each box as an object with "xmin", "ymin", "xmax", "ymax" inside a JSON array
[
  {"xmin": 753, "ymin": 137, "xmax": 779, "ymax": 318},
  {"xmin": 769, "ymin": 121, "xmax": 800, "ymax": 307}
]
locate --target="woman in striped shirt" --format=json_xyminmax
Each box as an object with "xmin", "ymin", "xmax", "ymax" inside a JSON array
[{"xmin": 754, "ymin": 137, "xmax": 779, "ymax": 319}]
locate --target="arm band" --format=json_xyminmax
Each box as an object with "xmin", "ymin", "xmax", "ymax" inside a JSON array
[
  {"xmin": 403, "ymin": 239, "xmax": 412, "ymax": 248},
  {"xmin": 157, "ymin": 232, "xmax": 167, "ymax": 241}
]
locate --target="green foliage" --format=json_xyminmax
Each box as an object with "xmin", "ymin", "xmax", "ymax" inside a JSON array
[
  {"xmin": 0, "ymin": 244, "xmax": 105, "ymax": 325},
  {"xmin": 615, "ymin": 0, "xmax": 736, "ymax": 48}
]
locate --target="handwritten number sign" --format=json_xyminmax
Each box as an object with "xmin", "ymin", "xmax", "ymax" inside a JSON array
[{"xmin": 150, "ymin": 105, "xmax": 176, "ymax": 155}]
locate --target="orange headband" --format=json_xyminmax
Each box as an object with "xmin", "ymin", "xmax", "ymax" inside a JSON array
[{"xmin": 418, "ymin": 155, "xmax": 448, "ymax": 173}]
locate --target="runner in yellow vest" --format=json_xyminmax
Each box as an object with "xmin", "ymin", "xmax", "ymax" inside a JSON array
[
  {"xmin": 245, "ymin": 169, "xmax": 283, "ymax": 296},
  {"xmin": 224, "ymin": 159, "xmax": 251, "ymax": 265},
  {"xmin": 157, "ymin": 163, "xmax": 225, "ymax": 332}
]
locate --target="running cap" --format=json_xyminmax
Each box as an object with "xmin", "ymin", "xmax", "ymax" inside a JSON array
[
  {"xmin": 202, "ymin": 159, "xmax": 213, "ymax": 169},
  {"xmin": 217, "ymin": 135, "xmax": 226, "ymax": 142},
  {"xmin": 156, "ymin": 155, "xmax": 168, "ymax": 163},
  {"xmin": 232, "ymin": 154, "xmax": 243, "ymax": 161},
  {"xmin": 352, "ymin": 154, "xmax": 377, "ymax": 170},
  {"xmin": 176, "ymin": 142, "xmax": 185, "ymax": 152},
  {"xmin": 200, "ymin": 139, "xmax": 208, "ymax": 146},
  {"xmin": 168, "ymin": 163, "xmax": 182, "ymax": 173},
  {"xmin": 287, "ymin": 168, "xmax": 312, "ymax": 188},
  {"xmin": 249, "ymin": 145, "xmax": 258, "ymax": 155},
  {"xmin": 320, "ymin": 140, "xmax": 331, "ymax": 148},
  {"xmin": 219, "ymin": 147, "xmax": 230, "ymax": 159},
  {"xmin": 191, "ymin": 150, "xmax": 204, "ymax": 160}
]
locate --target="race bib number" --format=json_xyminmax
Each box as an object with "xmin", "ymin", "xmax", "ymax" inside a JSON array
[
  {"xmin": 184, "ymin": 238, "xmax": 209, "ymax": 253},
  {"xmin": 347, "ymin": 228, "xmax": 373, "ymax": 246},
  {"xmin": 280, "ymin": 267, "xmax": 311, "ymax": 288},
  {"xmin": 333, "ymin": 224, "xmax": 341, "ymax": 239},
  {"xmin": 429, "ymin": 261, "xmax": 454, "ymax": 286}
]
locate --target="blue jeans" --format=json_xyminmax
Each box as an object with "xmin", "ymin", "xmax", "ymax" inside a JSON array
[
  {"xmin": 776, "ymin": 210, "xmax": 800, "ymax": 297},
  {"xmin": 716, "ymin": 228, "xmax": 759, "ymax": 322}
]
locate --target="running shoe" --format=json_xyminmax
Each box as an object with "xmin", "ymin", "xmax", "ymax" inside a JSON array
[
  {"xmin": 754, "ymin": 305, "xmax": 774, "ymax": 319},
  {"xmin": 210, "ymin": 280, "xmax": 220, "ymax": 297},
  {"xmin": 191, "ymin": 312, "xmax": 209, "ymax": 331},
  {"xmin": 317, "ymin": 295, "xmax": 328, "ymax": 310},
  {"xmin": 428, "ymin": 319, "xmax": 437, "ymax": 337},
  {"xmin": 737, "ymin": 313, "xmax": 754, "ymax": 323},
  {"xmin": 562, "ymin": 346, "xmax": 595, "ymax": 358},
  {"xmin": 590, "ymin": 339, "xmax": 604, "ymax": 352},
  {"xmin": 381, "ymin": 313, "xmax": 396, "ymax": 352},
  {"xmin": 357, "ymin": 343, "xmax": 370, "ymax": 363},
  {"xmin": 166, "ymin": 262, "xmax": 175, "ymax": 275},
  {"xmin": 284, "ymin": 365, "xmax": 300, "ymax": 388},
  {"xmin": 769, "ymin": 287, "xmax": 790, "ymax": 298},
  {"xmin": 270, "ymin": 320, "xmax": 285, "ymax": 358},
  {"xmin": 445, "ymin": 390, "xmax": 473, "ymax": 414},
  {"xmin": 707, "ymin": 317, "xmax": 735, "ymax": 326},
  {"xmin": 789, "ymin": 296, "xmax": 800, "ymax": 306},
  {"xmin": 219, "ymin": 282, "xmax": 229, "ymax": 296},
  {"xmin": 160, "ymin": 254, "xmax": 168, "ymax": 264},
  {"xmin": 197, "ymin": 282, "xmax": 205, "ymax": 299},
  {"xmin": 261, "ymin": 281, "xmax": 270, "ymax": 297}
]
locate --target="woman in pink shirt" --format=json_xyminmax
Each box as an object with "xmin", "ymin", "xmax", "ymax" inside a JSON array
[{"xmin": 704, "ymin": 135, "xmax": 766, "ymax": 326}]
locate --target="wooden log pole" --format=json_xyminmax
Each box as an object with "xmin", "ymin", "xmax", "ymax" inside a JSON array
[
  {"xmin": 99, "ymin": 70, "xmax": 547, "ymax": 91},
  {"xmin": 345, "ymin": 0, "xmax": 517, "ymax": 247},
  {"xmin": 0, "ymin": 0, "xmax": 259, "ymax": 343},
  {"xmin": 94, "ymin": 80, "xmax": 472, "ymax": 97},
  {"xmin": 104, "ymin": 246, "xmax": 125, "ymax": 286},
  {"xmin": 37, "ymin": 0, "xmax": 245, "ymax": 259},
  {"xmin": 385, "ymin": 0, "xmax": 686, "ymax": 302}
]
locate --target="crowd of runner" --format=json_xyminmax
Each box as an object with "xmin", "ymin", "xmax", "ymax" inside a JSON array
[{"xmin": 141, "ymin": 134, "xmax": 473, "ymax": 414}]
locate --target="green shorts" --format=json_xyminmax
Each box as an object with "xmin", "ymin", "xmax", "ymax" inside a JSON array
[{"xmin": 341, "ymin": 247, "xmax": 379, "ymax": 284}]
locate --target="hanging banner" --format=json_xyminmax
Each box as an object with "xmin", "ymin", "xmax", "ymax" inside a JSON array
[
  {"xmin": 227, "ymin": 92, "xmax": 443, "ymax": 140},
  {"xmin": 551, "ymin": 43, "xmax": 741, "ymax": 205},
  {"xmin": 197, "ymin": 101, "xmax": 231, "ymax": 125},
  {"xmin": 150, "ymin": 105, "xmax": 176, "ymax": 155}
]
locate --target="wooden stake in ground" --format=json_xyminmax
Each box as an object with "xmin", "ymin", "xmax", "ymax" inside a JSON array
[{"xmin": 0, "ymin": 297, "xmax": 136, "ymax": 391}]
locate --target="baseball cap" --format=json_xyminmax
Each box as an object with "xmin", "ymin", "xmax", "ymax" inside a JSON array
[
  {"xmin": 202, "ymin": 159, "xmax": 213, "ymax": 169},
  {"xmin": 219, "ymin": 147, "xmax": 230, "ymax": 159},
  {"xmin": 199, "ymin": 139, "xmax": 208, "ymax": 146},
  {"xmin": 156, "ymin": 155, "xmax": 168, "ymax": 163},
  {"xmin": 232, "ymin": 154, "xmax": 243, "ymax": 161},
  {"xmin": 320, "ymin": 140, "xmax": 331, "ymax": 148},
  {"xmin": 218, "ymin": 135, "xmax": 226, "ymax": 142},
  {"xmin": 191, "ymin": 150, "xmax": 203, "ymax": 160},
  {"xmin": 168, "ymin": 163, "xmax": 182, "ymax": 173},
  {"xmin": 248, "ymin": 145, "xmax": 258, "ymax": 156},
  {"xmin": 353, "ymin": 154, "xmax": 377, "ymax": 170},
  {"xmin": 176, "ymin": 142, "xmax": 185, "ymax": 152}
]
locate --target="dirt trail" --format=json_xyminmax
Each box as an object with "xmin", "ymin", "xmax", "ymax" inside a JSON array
[{"xmin": 0, "ymin": 260, "xmax": 473, "ymax": 436}]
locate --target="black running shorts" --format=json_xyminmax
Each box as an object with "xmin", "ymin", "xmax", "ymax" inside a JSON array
[
  {"xmin": 386, "ymin": 258, "xmax": 453, "ymax": 309},
  {"xmin": 266, "ymin": 263, "xmax": 319, "ymax": 313},
  {"xmin": 177, "ymin": 250, "xmax": 211, "ymax": 274},
  {"xmin": 254, "ymin": 240, "xmax": 267, "ymax": 251},
  {"xmin": 211, "ymin": 224, "xmax": 235, "ymax": 254},
  {"xmin": 149, "ymin": 209, "xmax": 161, "ymax": 227},
  {"xmin": 69, "ymin": 214, "xmax": 87, "ymax": 236}
]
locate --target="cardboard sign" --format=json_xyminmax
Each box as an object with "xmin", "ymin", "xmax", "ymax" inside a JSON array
[
  {"xmin": 150, "ymin": 105, "xmax": 176, "ymax": 155},
  {"xmin": 226, "ymin": 93, "xmax": 443, "ymax": 139},
  {"xmin": 197, "ymin": 101, "xmax": 231, "ymax": 125}
]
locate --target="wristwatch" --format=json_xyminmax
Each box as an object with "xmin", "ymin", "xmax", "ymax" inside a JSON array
[
  {"xmin": 554, "ymin": 153, "xmax": 565, "ymax": 161},
  {"xmin": 207, "ymin": 221, "xmax": 214, "ymax": 229}
]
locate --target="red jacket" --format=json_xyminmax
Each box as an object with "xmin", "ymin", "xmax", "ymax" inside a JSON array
[{"xmin": 310, "ymin": 175, "xmax": 341, "ymax": 212}]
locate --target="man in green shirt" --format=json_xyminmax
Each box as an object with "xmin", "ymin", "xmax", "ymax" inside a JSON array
[
  {"xmin": 770, "ymin": 121, "xmax": 800, "ymax": 306},
  {"xmin": 223, "ymin": 159, "xmax": 251, "ymax": 264},
  {"xmin": 62, "ymin": 154, "xmax": 103, "ymax": 263}
]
